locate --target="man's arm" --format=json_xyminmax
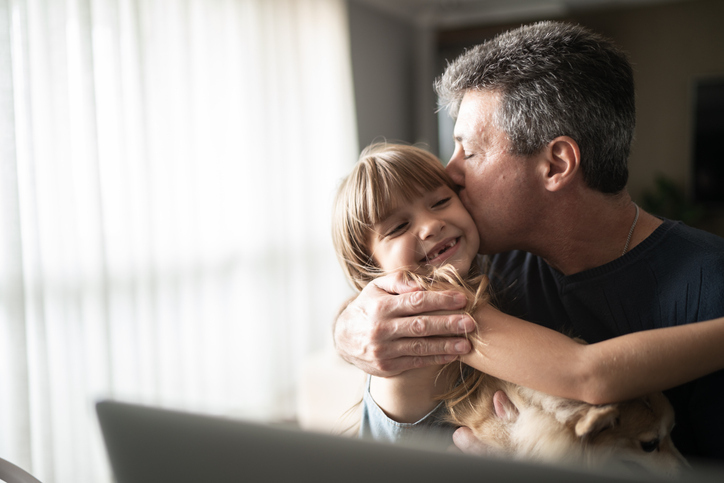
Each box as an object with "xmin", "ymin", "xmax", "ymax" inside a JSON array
[{"xmin": 333, "ymin": 271, "xmax": 475, "ymax": 376}]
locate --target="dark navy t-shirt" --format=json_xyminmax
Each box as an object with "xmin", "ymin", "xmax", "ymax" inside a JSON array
[{"xmin": 486, "ymin": 219, "xmax": 724, "ymax": 461}]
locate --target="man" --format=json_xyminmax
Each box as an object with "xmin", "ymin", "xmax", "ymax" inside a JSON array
[{"xmin": 334, "ymin": 21, "xmax": 724, "ymax": 460}]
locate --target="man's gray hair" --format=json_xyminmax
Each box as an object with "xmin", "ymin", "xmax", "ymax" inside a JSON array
[{"xmin": 435, "ymin": 21, "xmax": 635, "ymax": 193}]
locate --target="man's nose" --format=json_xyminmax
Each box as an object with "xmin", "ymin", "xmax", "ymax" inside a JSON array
[{"xmin": 445, "ymin": 155, "xmax": 465, "ymax": 187}]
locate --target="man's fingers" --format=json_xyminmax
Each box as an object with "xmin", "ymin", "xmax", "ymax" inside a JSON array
[
  {"xmin": 351, "ymin": 337, "xmax": 471, "ymax": 376},
  {"xmin": 398, "ymin": 289, "xmax": 468, "ymax": 314},
  {"xmin": 367, "ymin": 336, "xmax": 471, "ymax": 368},
  {"xmin": 392, "ymin": 335, "xmax": 472, "ymax": 359},
  {"xmin": 374, "ymin": 273, "xmax": 468, "ymax": 314},
  {"xmin": 334, "ymin": 271, "xmax": 476, "ymax": 377},
  {"xmin": 453, "ymin": 427, "xmax": 495, "ymax": 456},
  {"xmin": 391, "ymin": 314, "xmax": 475, "ymax": 339}
]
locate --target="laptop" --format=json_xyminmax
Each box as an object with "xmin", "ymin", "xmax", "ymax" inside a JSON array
[{"xmin": 96, "ymin": 399, "xmax": 721, "ymax": 483}]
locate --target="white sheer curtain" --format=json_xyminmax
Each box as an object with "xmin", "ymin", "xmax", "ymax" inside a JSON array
[{"xmin": 0, "ymin": 0, "xmax": 357, "ymax": 481}]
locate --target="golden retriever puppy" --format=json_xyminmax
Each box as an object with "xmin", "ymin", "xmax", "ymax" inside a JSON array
[
  {"xmin": 446, "ymin": 373, "xmax": 686, "ymax": 475},
  {"xmin": 406, "ymin": 266, "xmax": 687, "ymax": 475}
]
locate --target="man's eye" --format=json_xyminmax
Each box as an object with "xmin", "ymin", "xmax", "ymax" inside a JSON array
[{"xmin": 433, "ymin": 197, "xmax": 452, "ymax": 208}]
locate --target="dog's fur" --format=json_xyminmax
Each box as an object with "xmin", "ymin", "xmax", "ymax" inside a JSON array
[{"xmin": 407, "ymin": 266, "xmax": 687, "ymax": 475}]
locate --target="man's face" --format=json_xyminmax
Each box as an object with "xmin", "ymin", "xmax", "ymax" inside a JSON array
[{"xmin": 446, "ymin": 90, "xmax": 541, "ymax": 255}]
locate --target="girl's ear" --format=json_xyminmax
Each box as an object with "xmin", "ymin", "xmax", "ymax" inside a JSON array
[{"xmin": 538, "ymin": 136, "xmax": 581, "ymax": 192}]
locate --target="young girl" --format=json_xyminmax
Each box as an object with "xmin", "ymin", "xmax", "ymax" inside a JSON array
[{"xmin": 331, "ymin": 142, "xmax": 724, "ymax": 447}]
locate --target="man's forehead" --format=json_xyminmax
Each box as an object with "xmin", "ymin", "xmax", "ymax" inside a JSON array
[{"xmin": 454, "ymin": 90, "xmax": 499, "ymax": 141}]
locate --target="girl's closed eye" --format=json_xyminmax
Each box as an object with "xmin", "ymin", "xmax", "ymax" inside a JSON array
[
  {"xmin": 386, "ymin": 221, "xmax": 408, "ymax": 237},
  {"xmin": 432, "ymin": 197, "xmax": 452, "ymax": 208}
]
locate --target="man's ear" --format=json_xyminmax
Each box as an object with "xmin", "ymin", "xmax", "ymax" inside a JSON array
[
  {"xmin": 539, "ymin": 136, "xmax": 580, "ymax": 192},
  {"xmin": 493, "ymin": 390, "xmax": 519, "ymax": 422}
]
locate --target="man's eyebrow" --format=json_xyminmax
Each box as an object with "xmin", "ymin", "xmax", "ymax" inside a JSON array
[
  {"xmin": 454, "ymin": 133, "xmax": 473, "ymax": 145},
  {"xmin": 455, "ymin": 130, "xmax": 481, "ymax": 146},
  {"xmin": 453, "ymin": 129, "xmax": 468, "ymax": 142}
]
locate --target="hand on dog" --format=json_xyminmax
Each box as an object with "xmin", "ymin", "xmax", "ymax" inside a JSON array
[
  {"xmin": 452, "ymin": 427, "xmax": 495, "ymax": 456},
  {"xmin": 333, "ymin": 271, "xmax": 475, "ymax": 377}
]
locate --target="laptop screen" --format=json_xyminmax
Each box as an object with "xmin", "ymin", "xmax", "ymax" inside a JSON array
[{"xmin": 95, "ymin": 399, "xmax": 719, "ymax": 483}]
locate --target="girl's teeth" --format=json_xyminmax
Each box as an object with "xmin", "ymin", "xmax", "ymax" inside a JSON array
[{"xmin": 428, "ymin": 239, "xmax": 457, "ymax": 260}]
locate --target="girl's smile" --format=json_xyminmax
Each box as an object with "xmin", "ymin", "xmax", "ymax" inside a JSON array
[{"xmin": 420, "ymin": 236, "xmax": 460, "ymax": 264}]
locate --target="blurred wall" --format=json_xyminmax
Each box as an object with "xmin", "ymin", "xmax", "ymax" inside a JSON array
[
  {"xmin": 347, "ymin": 0, "xmax": 439, "ymax": 154},
  {"xmin": 347, "ymin": 0, "xmax": 416, "ymax": 150},
  {"xmin": 577, "ymin": 0, "xmax": 724, "ymax": 234}
]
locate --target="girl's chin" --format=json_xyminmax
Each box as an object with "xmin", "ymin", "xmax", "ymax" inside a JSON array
[
  {"xmin": 414, "ymin": 259, "xmax": 472, "ymax": 276},
  {"xmin": 453, "ymin": 263, "xmax": 470, "ymax": 276}
]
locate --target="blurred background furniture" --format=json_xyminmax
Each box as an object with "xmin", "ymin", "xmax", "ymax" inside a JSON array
[{"xmin": 0, "ymin": 457, "xmax": 42, "ymax": 483}]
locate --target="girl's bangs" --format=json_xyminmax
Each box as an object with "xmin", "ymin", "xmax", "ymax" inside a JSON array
[{"xmin": 363, "ymin": 153, "xmax": 453, "ymax": 225}]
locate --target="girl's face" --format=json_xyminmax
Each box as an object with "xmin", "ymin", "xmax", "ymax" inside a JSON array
[{"xmin": 367, "ymin": 185, "xmax": 480, "ymax": 275}]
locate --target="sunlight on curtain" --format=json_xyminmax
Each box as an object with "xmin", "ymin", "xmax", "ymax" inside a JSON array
[{"xmin": 0, "ymin": 0, "xmax": 358, "ymax": 481}]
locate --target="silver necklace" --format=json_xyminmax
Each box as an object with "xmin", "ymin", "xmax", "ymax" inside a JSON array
[{"xmin": 621, "ymin": 203, "xmax": 640, "ymax": 256}]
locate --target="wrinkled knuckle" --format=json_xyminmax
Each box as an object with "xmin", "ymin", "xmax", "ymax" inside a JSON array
[
  {"xmin": 410, "ymin": 318, "xmax": 426, "ymax": 336},
  {"xmin": 409, "ymin": 339, "xmax": 425, "ymax": 356},
  {"xmin": 408, "ymin": 291, "xmax": 425, "ymax": 308},
  {"xmin": 411, "ymin": 356, "xmax": 424, "ymax": 369}
]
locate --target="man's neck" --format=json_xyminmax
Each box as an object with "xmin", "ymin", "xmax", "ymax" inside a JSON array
[{"xmin": 525, "ymin": 192, "xmax": 663, "ymax": 276}]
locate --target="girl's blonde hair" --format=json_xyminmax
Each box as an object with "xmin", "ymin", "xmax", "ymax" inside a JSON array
[{"xmin": 332, "ymin": 142, "xmax": 458, "ymax": 291}]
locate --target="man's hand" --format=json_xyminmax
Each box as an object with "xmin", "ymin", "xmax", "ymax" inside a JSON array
[
  {"xmin": 453, "ymin": 427, "xmax": 495, "ymax": 456},
  {"xmin": 333, "ymin": 271, "xmax": 475, "ymax": 377}
]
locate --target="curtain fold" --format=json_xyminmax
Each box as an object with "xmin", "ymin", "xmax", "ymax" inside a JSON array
[{"xmin": 0, "ymin": 0, "xmax": 357, "ymax": 481}]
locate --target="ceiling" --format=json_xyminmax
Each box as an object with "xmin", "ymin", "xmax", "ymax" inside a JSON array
[{"xmin": 351, "ymin": 0, "xmax": 685, "ymax": 28}]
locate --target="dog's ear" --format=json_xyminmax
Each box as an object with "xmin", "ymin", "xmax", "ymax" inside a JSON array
[
  {"xmin": 493, "ymin": 390, "xmax": 519, "ymax": 422},
  {"xmin": 575, "ymin": 405, "xmax": 619, "ymax": 439}
]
